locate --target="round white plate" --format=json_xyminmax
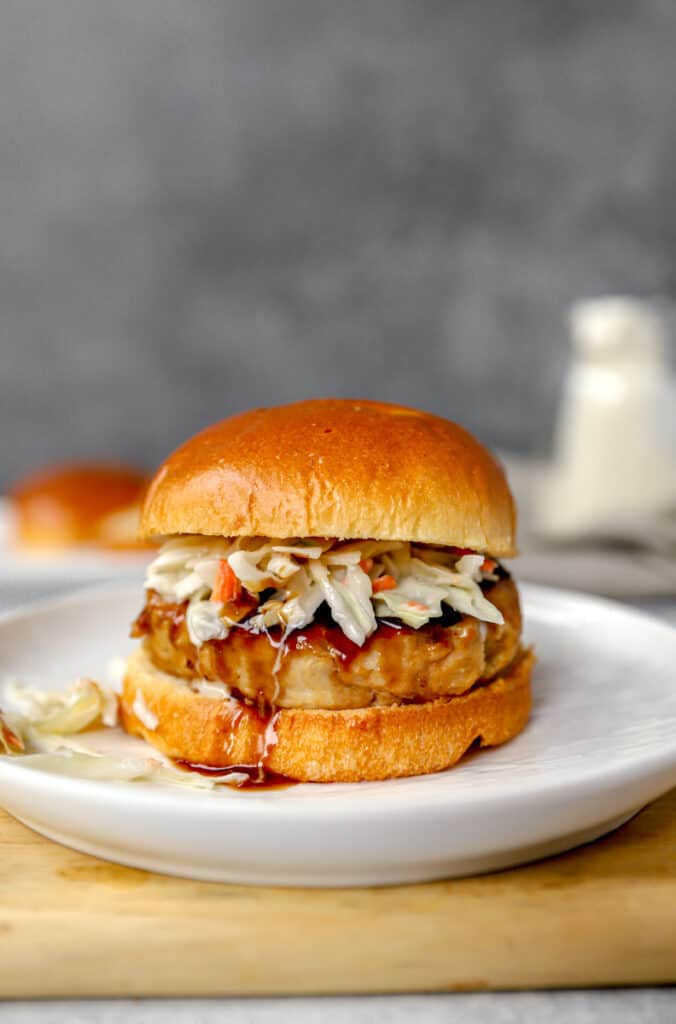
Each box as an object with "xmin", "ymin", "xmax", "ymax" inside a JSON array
[{"xmin": 1, "ymin": 583, "xmax": 676, "ymax": 887}]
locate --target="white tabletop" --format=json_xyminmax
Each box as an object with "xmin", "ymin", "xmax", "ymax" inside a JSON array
[{"xmin": 1, "ymin": 582, "xmax": 674, "ymax": 1023}]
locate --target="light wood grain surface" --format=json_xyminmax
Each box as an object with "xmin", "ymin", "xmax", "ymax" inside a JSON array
[{"xmin": 0, "ymin": 791, "xmax": 675, "ymax": 998}]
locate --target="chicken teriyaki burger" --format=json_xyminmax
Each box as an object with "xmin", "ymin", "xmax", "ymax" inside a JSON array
[{"xmin": 121, "ymin": 399, "xmax": 534, "ymax": 783}]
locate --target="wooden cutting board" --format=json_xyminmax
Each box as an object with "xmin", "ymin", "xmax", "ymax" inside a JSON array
[{"xmin": 1, "ymin": 791, "xmax": 675, "ymax": 998}]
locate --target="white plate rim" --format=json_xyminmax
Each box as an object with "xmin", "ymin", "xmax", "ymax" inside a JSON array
[{"xmin": 0, "ymin": 581, "xmax": 675, "ymax": 819}]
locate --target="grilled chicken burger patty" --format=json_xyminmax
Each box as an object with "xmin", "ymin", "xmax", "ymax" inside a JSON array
[{"xmin": 132, "ymin": 576, "xmax": 521, "ymax": 710}]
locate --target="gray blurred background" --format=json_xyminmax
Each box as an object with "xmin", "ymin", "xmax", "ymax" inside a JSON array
[{"xmin": 2, "ymin": 0, "xmax": 675, "ymax": 487}]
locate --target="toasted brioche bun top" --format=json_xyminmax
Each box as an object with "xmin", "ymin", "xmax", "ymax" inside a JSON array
[{"xmin": 140, "ymin": 399, "xmax": 516, "ymax": 556}]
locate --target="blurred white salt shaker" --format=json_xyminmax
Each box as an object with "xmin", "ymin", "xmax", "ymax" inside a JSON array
[{"xmin": 536, "ymin": 296, "xmax": 676, "ymax": 539}]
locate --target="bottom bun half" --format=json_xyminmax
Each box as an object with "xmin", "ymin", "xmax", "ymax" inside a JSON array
[{"xmin": 120, "ymin": 645, "xmax": 534, "ymax": 783}]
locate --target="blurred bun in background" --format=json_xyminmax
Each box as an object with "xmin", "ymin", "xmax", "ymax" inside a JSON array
[{"xmin": 9, "ymin": 462, "xmax": 151, "ymax": 552}]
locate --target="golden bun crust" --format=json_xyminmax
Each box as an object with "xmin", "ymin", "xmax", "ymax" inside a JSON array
[
  {"xmin": 120, "ymin": 646, "xmax": 534, "ymax": 783},
  {"xmin": 9, "ymin": 461, "xmax": 150, "ymax": 550},
  {"xmin": 140, "ymin": 399, "xmax": 516, "ymax": 556}
]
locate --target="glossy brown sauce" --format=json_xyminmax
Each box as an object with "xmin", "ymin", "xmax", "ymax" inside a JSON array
[
  {"xmin": 132, "ymin": 595, "xmax": 191, "ymax": 647},
  {"xmin": 285, "ymin": 616, "xmax": 464, "ymax": 666},
  {"xmin": 175, "ymin": 760, "xmax": 297, "ymax": 790},
  {"xmin": 286, "ymin": 621, "xmax": 364, "ymax": 666}
]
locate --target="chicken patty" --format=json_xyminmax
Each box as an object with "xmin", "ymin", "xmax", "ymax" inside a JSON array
[{"xmin": 132, "ymin": 578, "xmax": 521, "ymax": 711}]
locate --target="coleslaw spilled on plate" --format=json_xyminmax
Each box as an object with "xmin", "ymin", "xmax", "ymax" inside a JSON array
[
  {"xmin": 145, "ymin": 536, "xmax": 504, "ymax": 648},
  {"xmin": 0, "ymin": 677, "xmax": 247, "ymax": 789}
]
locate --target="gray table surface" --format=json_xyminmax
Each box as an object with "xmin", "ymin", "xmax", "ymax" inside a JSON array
[
  {"xmin": 0, "ymin": 991, "xmax": 674, "ymax": 1024},
  {"xmin": 1, "ymin": 584, "xmax": 674, "ymax": 1023}
]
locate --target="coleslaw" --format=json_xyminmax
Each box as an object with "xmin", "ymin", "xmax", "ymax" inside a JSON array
[{"xmin": 144, "ymin": 536, "xmax": 504, "ymax": 647}]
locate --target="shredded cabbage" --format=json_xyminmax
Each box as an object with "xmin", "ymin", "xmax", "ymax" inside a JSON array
[
  {"xmin": 12, "ymin": 750, "xmax": 248, "ymax": 789},
  {"xmin": 455, "ymin": 553, "xmax": 484, "ymax": 581},
  {"xmin": 186, "ymin": 596, "xmax": 230, "ymax": 645},
  {"xmin": 0, "ymin": 679, "xmax": 247, "ymax": 789},
  {"xmin": 308, "ymin": 561, "xmax": 376, "ymax": 646},
  {"xmin": 227, "ymin": 548, "xmax": 275, "ymax": 592},
  {"xmin": 276, "ymin": 567, "xmax": 325, "ymax": 630},
  {"xmin": 4, "ymin": 678, "xmax": 118, "ymax": 733},
  {"xmin": 144, "ymin": 536, "xmax": 504, "ymax": 648}
]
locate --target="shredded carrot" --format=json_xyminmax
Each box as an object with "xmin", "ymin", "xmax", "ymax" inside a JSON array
[
  {"xmin": 372, "ymin": 574, "xmax": 397, "ymax": 593},
  {"xmin": 481, "ymin": 557, "xmax": 497, "ymax": 574},
  {"xmin": 406, "ymin": 600, "xmax": 429, "ymax": 611},
  {"xmin": 212, "ymin": 559, "xmax": 242, "ymax": 603},
  {"xmin": 1, "ymin": 720, "xmax": 24, "ymax": 753},
  {"xmin": 359, "ymin": 557, "xmax": 374, "ymax": 573}
]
